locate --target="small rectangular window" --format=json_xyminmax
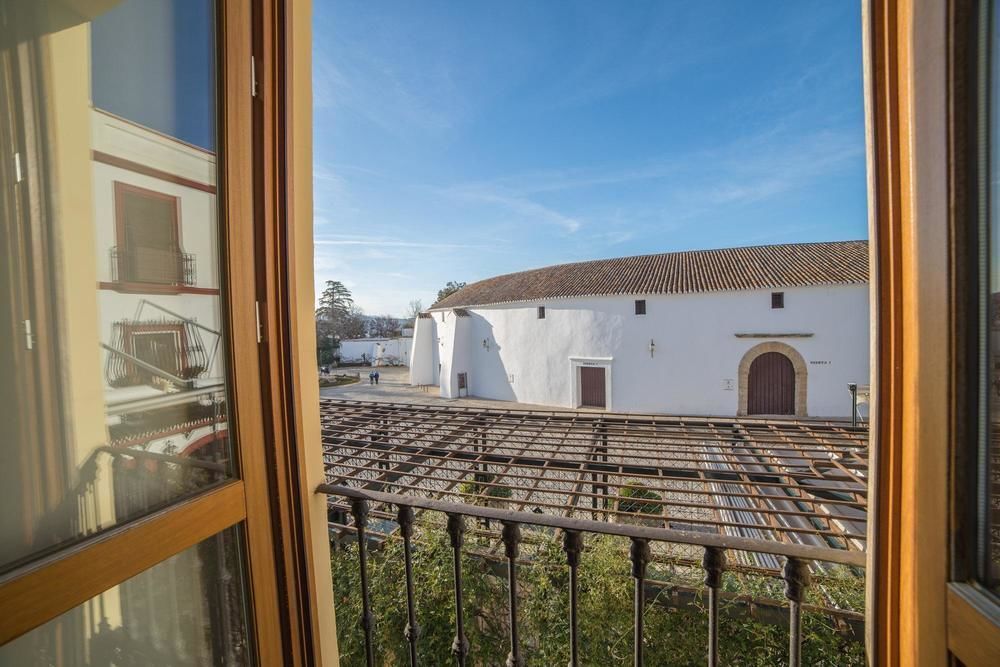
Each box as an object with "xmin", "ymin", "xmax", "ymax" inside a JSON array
[
  {"xmin": 634, "ymin": 299, "xmax": 646, "ymax": 315},
  {"xmin": 771, "ymin": 292, "xmax": 784, "ymax": 309},
  {"xmin": 537, "ymin": 306, "xmax": 545, "ymax": 319}
]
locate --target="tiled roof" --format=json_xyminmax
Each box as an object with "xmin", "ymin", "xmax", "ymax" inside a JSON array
[{"xmin": 431, "ymin": 240, "xmax": 868, "ymax": 309}]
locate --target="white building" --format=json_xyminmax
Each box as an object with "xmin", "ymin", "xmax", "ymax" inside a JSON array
[
  {"xmin": 411, "ymin": 241, "xmax": 870, "ymax": 418},
  {"xmin": 91, "ymin": 108, "xmax": 227, "ymax": 456}
]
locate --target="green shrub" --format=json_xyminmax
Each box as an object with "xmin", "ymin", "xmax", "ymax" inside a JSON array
[
  {"xmin": 458, "ymin": 473, "xmax": 513, "ymax": 500},
  {"xmin": 617, "ymin": 482, "xmax": 662, "ymax": 515}
]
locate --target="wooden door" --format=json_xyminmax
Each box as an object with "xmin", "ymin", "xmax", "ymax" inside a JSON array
[
  {"xmin": 747, "ymin": 352, "xmax": 795, "ymax": 415},
  {"xmin": 580, "ymin": 366, "xmax": 606, "ymax": 408}
]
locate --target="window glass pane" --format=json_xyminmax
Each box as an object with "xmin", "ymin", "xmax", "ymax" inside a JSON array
[
  {"xmin": 0, "ymin": 0, "xmax": 234, "ymax": 572},
  {"xmin": 0, "ymin": 525, "xmax": 252, "ymax": 666}
]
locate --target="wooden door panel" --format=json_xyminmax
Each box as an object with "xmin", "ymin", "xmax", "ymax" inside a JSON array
[
  {"xmin": 581, "ymin": 367, "xmax": 606, "ymax": 408},
  {"xmin": 748, "ymin": 352, "xmax": 794, "ymax": 415}
]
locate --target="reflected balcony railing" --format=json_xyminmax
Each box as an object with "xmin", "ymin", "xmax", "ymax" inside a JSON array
[{"xmin": 109, "ymin": 245, "xmax": 196, "ymax": 287}]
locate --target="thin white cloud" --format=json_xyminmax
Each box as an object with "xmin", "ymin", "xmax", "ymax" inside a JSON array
[
  {"xmin": 315, "ymin": 239, "xmax": 487, "ymax": 249},
  {"xmin": 437, "ymin": 185, "xmax": 583, "ymax": 234}
]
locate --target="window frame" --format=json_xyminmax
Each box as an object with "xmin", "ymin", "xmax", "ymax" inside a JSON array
[
  {"xmin": 634, "ymin": 299, "xmax": 646, "ymax": 315},
  {"xmin": 869, "ymin": 0, "xmax": 1000, "ymax": 663},
  {"xmin": 0, "ymin": 3, "xmax": 326, "ymax": 664},
  {"xmin": 946, "ymin": 0, "xmax": 1000, "ymax": 662},
  {"xmin": 770, "ymin": 292, "xmax": 784, "ymax": 309},
  {"xmin": 538, "ymin": 305, "xmax": 546, "ymax": 319}
]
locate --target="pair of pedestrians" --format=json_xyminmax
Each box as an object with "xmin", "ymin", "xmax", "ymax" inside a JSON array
[{"xmin": 368, "ymin": 369, "xmax": 380, "ymax": 385}]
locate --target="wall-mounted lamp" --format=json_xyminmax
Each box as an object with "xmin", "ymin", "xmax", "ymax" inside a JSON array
[
  {"xmin": 648, "ymin": 339, "xmax": 656, "ymax": 358},
  {"xmin": 482, "ymin": 338, "xmax": 491, "ymax": 351}
]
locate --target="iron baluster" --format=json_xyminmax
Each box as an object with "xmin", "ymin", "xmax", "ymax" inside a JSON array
[
  {"xmin": 398, "ymin": 505, "xmax": 420, "ymax": 667},
  {"xmin": 783, "ymin": 557, "xmax": 811, "ymax": 667},
  {"xmin": 447, "ymin": 514, "xmax": 469, "ymax": 666},
  {"xmin": 702, "ymin": 547, "xmax": 726, "ymax": 667},
  {"xmin": 501, "ymin": 521, "xmax": 523, "ymax": 667},
  {"xmin": 351, "ymin": 498, "xmax": 375, "ymax": 667},
  {"xmin": 629, "ymin": 538, "xmax": 650, "ymax": 667},
  {"xmin": 562, "ymin": 530, "xmax": 584, "ymax": 667}
]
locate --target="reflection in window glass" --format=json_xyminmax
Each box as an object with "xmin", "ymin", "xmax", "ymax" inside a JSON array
[
  {"xmin": 0, "ymin": 526, "xmax": 252, "ymax": 666},
  {"xmin": 0, "ymin": 0, "xmax": 233, "ymax": 572}
]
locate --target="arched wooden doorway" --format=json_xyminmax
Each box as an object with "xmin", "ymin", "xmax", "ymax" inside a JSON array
[{"xmin": 747, "ymin": 351, "xmax": 795, "ymax": 415}]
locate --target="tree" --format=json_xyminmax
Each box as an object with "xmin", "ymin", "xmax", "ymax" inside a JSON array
[
  {"xmin": 405, "ymin": 299, "xmax": 423, "ymax": 322},
  {"xmin": 368, "ymin": 315, "xmax": 401, "ymax": 338},
  {"xmin": 338, "ymin": 305, "xmax": 367, "ymax": 339},
  {"xmin": 436, "ymin": 281, "xmax": 466, "ymax": 303},
  {"xmin": 315, "ymin": 281, "xmax": 365, "ymax": 365},
  {"xmin": 316, "ymin": 280, "xmax": 354, "ymax": 322}
]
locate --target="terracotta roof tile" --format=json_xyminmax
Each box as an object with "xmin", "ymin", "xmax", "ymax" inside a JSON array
[{"xmin": 431, "ymin": 240, "xmax": 868, "ymax": 309}]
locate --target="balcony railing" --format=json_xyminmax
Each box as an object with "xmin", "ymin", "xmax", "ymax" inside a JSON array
[
  {"xmin": 110, "ymin": 245, "xmax": 196, "ymax": 286},
  {"xmin": 318, "ymin": 483, "xmax": 863, "ymax": 667},
  {"xmin": 318, "ymin": 399, "xmax": 868, "ymax": 666}
]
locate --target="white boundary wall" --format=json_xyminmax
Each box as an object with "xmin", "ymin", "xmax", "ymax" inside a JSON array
[{"xmin": 339, "ymin": 337, "xmax": 412, "ymax": 366}]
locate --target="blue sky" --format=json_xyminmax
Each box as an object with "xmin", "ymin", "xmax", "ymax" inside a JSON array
[
  {"xmin": 314, "ymin": 1, "xmax": 867, "ymax": 316},
  {"xmin": 93, "ymin": 0, "xmax": 216, "ymax": 150}
]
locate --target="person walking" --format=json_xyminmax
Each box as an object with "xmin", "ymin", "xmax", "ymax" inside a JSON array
[
  {"xmin": 374, "ymin": 370, "xmax": 380, "ymax": 385},
  {"xmin": 368, "ymin": 370, "xmax": 374, "ymax": 385}
]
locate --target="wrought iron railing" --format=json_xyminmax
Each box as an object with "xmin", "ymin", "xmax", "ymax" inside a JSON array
[
  {"xmin": 104, "ymin": 316, "xmax": 213, "ymax": 388},
  {"xmin": 109, "ymin": 245, "xmax": 196, "ymax": 286},
  {"xmin": 317, "ymin": 482, "xmax": 865, "ymax": 667}
]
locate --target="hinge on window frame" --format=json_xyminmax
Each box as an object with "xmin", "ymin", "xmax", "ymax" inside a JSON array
[
  {"xmin": 255, "ymin": 301, "xmax": 264, "ymax": 343},
  {"xmin": 251, "ymin": 55, "xmax": 258, "ymax": 98}
]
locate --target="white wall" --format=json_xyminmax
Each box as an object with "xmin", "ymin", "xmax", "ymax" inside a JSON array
[
  {"xmin": 339, "ymin": 337, "xmax": 412, "ymax": 366},
  {"xmin": 91, "ymin": 110, "xmax": 219, "ymax": 287},
  {"xmin": 438, "ymin": 312, "xmax": 474, "ymax": 398},
  {"xmin": 409, "ymin": 317, "xmax": 437, "ymax": 385},
  {"xmin": 417, "ymin": 285, "xmax": 870, "ymax": 417}
]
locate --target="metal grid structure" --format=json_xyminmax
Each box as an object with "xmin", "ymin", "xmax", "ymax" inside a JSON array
[{"xmin": 321, "ymin": 398, "xmax": 867, "ymax": 567}]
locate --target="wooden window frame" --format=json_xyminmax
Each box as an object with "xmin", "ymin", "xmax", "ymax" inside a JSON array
[
  {"xmin": 538, "ymin": 305, "xmax": 545, "ymax": 319},
  {"xmin": 946, "ymin": 0, "xmax": 1000, "ymax": 663},
  {"xmin": 251, "ymin": 0, "xmax": 337, "ymax": 663},
  {"xmin": 0, "ymin": 2, "xmax": 335, "ymax": 665},
  {"xmin": 634, "ymin": 299, "xmax": 646, "ymax": 315},
  {"xmin": 869, "ymin": 0, "xmax": 1000, "ymax": 664},
  {"xmin": 770, "ymin": 291, "xmax": 784, "ymax": 309}
]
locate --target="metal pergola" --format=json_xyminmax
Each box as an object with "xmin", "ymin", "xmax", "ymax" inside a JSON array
[{"xmin": 320, "ymin": 398, "xmax": 868, "ymax": 568}]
